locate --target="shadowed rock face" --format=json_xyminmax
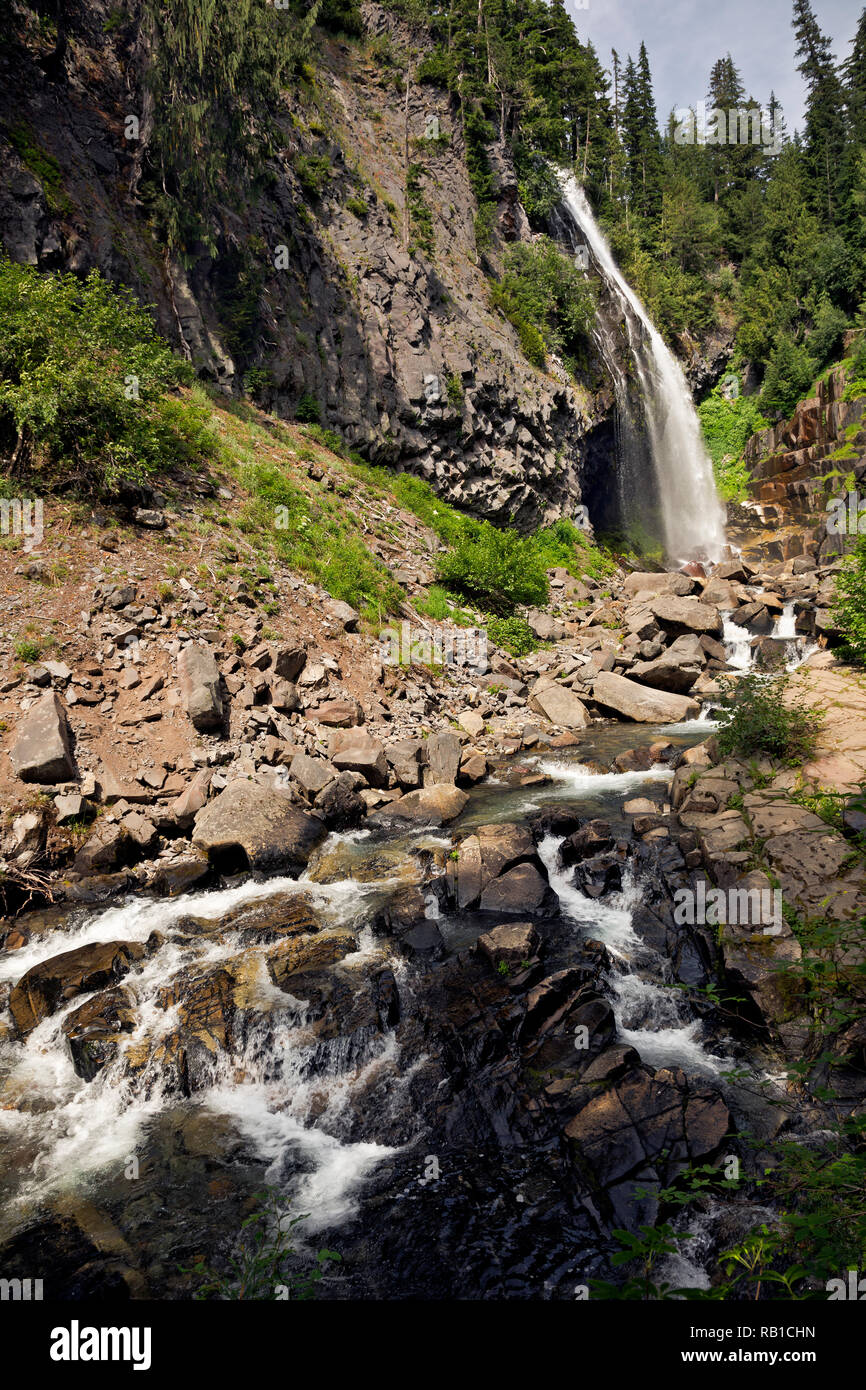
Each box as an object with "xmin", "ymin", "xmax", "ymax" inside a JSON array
[{"xmin": 0, "ymin": 3, "xmax": 622, "ymax": 532}]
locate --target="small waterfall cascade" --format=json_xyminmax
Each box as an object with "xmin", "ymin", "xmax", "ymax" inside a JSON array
[{"xmin": 555, "ymin": 173, "xmax": 727, "ymax": 565}]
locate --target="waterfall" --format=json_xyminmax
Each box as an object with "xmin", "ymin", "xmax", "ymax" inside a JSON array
[{"xmin": 556, "ymin": 173, "xmax": 727, "ymax": 565}]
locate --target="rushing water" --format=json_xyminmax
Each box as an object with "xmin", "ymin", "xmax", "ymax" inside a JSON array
[
  {"xmin": 0, "ymin": 729, "xmax": 787, "ymax": 1295},
  {"xmin": 555, "ymin": 174, "xmax": 726, "ymax": 565}
]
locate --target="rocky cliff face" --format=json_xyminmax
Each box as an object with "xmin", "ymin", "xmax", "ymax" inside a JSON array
[
  {"xmin": 737, "ymin": 362, "xmax": 866, "ymax": 564},
  {"xmin": 0, "ymin": 0, "xmax": 620, "ymax": 529}
]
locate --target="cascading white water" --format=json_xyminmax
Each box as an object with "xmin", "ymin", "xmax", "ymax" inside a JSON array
[
  {"xmin": 536, "ymin": 835, "xmax": 729, "ymax": 1074},
  {"xmin": 0, "ymin": 870, "xmax": 412, "ymax": 1231},
  {"xmin": 557, "ymin": 174, "xmax": 727, "ymax": 565}
]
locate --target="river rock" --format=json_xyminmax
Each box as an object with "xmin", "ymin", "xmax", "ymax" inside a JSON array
[
  {"xmin": 479, "ymin": 862, "xmax": 549, "ymax": 914},
  {"xmin": 62, "ymin": 987, "xmax": 136, "ymax": 1081},
  {"xmin": 10, "ymin": 939, "xmax": 147, "ymax": 1036},
  {"xmin": 477, "ymin": 922, "xmax": 539, "ymax": 967},
  {"xmin": 564, "ymin": 1066, "xmax": 729, "ymax": 1187},
  {"xmin": 630, "ymin": 633, "xmax": 705, "ymax": 694},
  {"xmin": 529, "ymin": 679, "xmax": 591, "ymax": 728},
  {"xmin": 591, "ymin": 671, "xmax": 700, "ymax": 723},
  {"xmin": 9, "ymin": 692, "xmax": 76, "ymax": 783},
  {"xmin": 424, "ymin": 729, "xmax": 463, "ymax": 785},
  {"xmin": 193, "ymin": 779, "xmax": 325, "ymax": 872},
  {"xmin": 375, "ymin": 785, "xmax": 468, "ymax": 825},
  {"xmin": 650, "ymin": 595, "xmax": 723, "ymax": 637},
  {"xmin": 456, "ymin": 823, "xmax": 536, "ymax": 908}
]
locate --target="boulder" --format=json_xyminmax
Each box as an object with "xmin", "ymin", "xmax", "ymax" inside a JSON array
[
  {"xmin": 529, "ymin": 680, "xmax": 591, "ymax": 729},
  {"xmin": 10, "ymin": 939, "xmax": 146, "ymax": 1036},
  {"xmin": 330, "ymin": 731, "xmax": 389, "ymax": 787},
  {"xmin": 325, "ymin": 599, "xmax": 360, "ymax": 631},
  {"xmin": 62, "ymin": 987, "xmax": 136, "ymax": 1081},
  {"xmin": 479, "ymin": 862, "xmax": 549, "ymax": 914},
  {"xmin": 458, "ymin": 709, "xmax": 485, "ymax": 738},
  {"xmin": 376, "ymin": 785, "xmax": 468, "ymax": 825},
  {"xmin": 289, "ymin": 753, "xmax": 336, "ymax": 796},
  {"xmin": 385, "ymin": 739, "xmax": 423, "ymax": 789},
  {"xmin": 314, "ymin": 774, "xmax": 366, "ymax": 829},
  {"xmin": 73, "ymin": 820, "xmax": 131, "ymax": 874},
  {"xmin": 477, "ymin": 922, "xmax": 539, "ymax": 967},
  {"xmin": 272, "ymin": 645, "xmax": 307, "ymax": 681},
  {"xmin": 311, "ymin": 699, "xmax": 363, "ymax": 728},
  {"xmin": 623, "ymin": 571, "xmax": 696, "ymax": 598},
  {"xmin": 193, "ymin": 779, "xmax": 325, "ymax": 872},
  {"xmin": 591, "ymin": 671, "xmax": 700, "ymax": 723},
  {"xmin": 177, "ymin": 643, "xmax": 223, "ymax": 731},
  {"xmin": 9, "ymin": 692, "xmax": 75, "ymax": 783},
  {"xmin": 564, "ymin": 1067, "xmax": 729, "ymax": 1187},
  {"xmin": 456, "ymin": 824, "xmax": 536, "ymax": 909},
  {"xmin": 650, "ymin": 595, "xmax": 723, "ymax": 637},
  {"xmin": 629, "ymin": 633, "xmax": 705, "ymax": 694},
  {"xmin": 424, "ymin": 729, "xmax": 462, "ymax": 785}
]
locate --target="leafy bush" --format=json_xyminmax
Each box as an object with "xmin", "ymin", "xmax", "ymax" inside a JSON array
[
  {"xmin": 294, "ymin": 153, "xmax": 331, "ymax": 200},
  {"xmin": 490, "ymin": 238, "xmax": 595, "ymax": 375},
  {"xmin": 183, "ymin": 1188, "xmax": 340, "ymax": 1300},
  {"xmin": 345, "ymin": 196, "xmax": 368, "ymax": 218},
  {"xmin": 697, "ymin": 384, "xmax": 767, "ymax": 502},
  {"xmin": 486, "ymin": 614, "xmax": 537, "ymax": 657},
  {"xmin": 513, "ymin": 144, "xmax": 562, "ymax": 227},
  {"xmin": 407, "ymin": 164, "xmax": 434, "ymax": 258},
  {"xmin": 0, "ymin": 258, "xmax": 214, "ymax": 492},
  {"xmin": 413, "ymin": 585, "xmax": 452, "ymax": 620},
  {"xmin": 436, "ymin": 522, "xmax": 549, "ymax": 613},
  {"xmin": 833, "ymin": 534, "xmax": 866, "ymax": 664},
  {"xmin": 294, "ymin": 392, "xmax": 321, "ymax": 423},
  {"xmin": 715, "ymin": 673, "xmax": 824, "ymax": 762}
]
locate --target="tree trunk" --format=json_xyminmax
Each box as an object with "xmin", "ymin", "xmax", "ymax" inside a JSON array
[{"xmin": 403, "ymin": 69, "xmax": 411, "ymax": 249}]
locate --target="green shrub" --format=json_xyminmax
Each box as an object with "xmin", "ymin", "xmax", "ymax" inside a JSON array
[
  {"xmin": 407, "ymin": 164, "xmax": 434, "ymax": 258},
  {"xmin": 436, "ymin": 522, "xmax": 549, "ymax": 614},
  {"xmin": 346, "ymin": 196, "xmax": 368, "ymax": 218},
  {"xmin": 490, "ymin": 238, "xmax": 595, "ymax": 376},
  {"xmin": 413, "ymin": 585, "xmax": 452, "ymax": 620},
  {"xmin": 0, "ymin": 258, "xmax": 213, "ymax": 492},
  {"xmin": 486, "ymin": 615, "xmax": 537, "ymax": 657},
  {"xmin": 295, "ymin": 392, "xmax": 321, "ymax": 423},
  {"xmin": 715, "ymin": 673, "xmax": 824, "ymax": 762},
  {"xmin": 294, "ymin": 153, "xmax": 331, "ymax": 199},
  {"xmin": 697, "ymin": 384, "xmax": 767, "ymax": 502},
  {"xmin": 833, "ymin": 534, "xmax": 866, "ymax": 664},
  {"xmin": 513, "ymin": 144, "xmax": 562, "ymax": 227},
  {"xmin": 14, "ymin": 638, "xmax": 42, "ymax": 663}
]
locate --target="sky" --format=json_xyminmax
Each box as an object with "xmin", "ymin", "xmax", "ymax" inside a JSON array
[{"xmin": 567, "ymin": 0, "xmax": 861, "ymax": 134}]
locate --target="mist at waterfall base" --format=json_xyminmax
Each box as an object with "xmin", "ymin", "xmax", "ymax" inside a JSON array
[{"xmin": 555, "ymin": 174, "xmax": 727, "ymax": 567}]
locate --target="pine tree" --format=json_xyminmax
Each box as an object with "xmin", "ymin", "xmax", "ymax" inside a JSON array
[{"xmin": 791, "ymin": 0, "xmax": 848, "ymax": 219}]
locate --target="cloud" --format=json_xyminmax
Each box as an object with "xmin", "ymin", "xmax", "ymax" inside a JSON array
[{"xmin": 568, "ymin": 0, "xmax": 857, "ymax": 136}]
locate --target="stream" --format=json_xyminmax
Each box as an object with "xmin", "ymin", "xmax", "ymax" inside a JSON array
[{"xmin": 0, "ymin": 717, "xmax": 796, "ymax": 1300}]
